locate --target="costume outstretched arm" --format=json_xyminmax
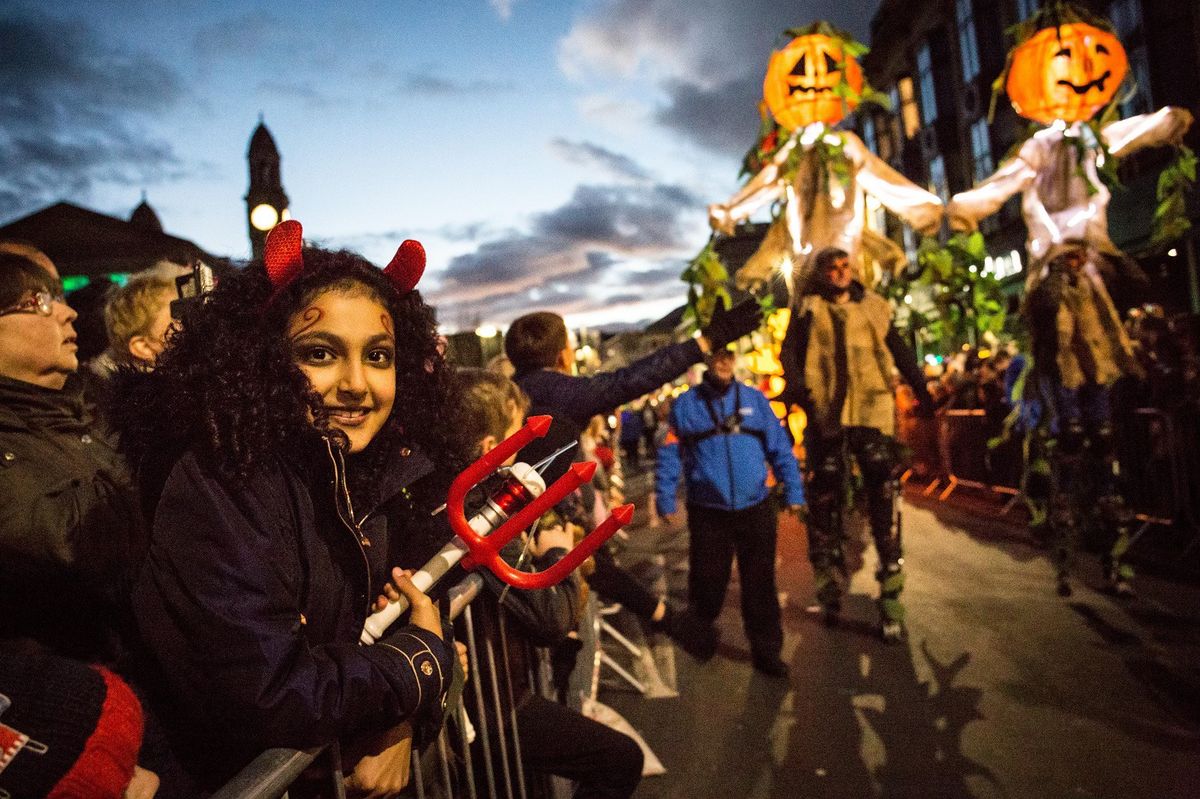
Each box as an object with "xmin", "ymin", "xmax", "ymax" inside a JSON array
[
  {"xmin": 1102, "ymin": 107, "xmax": 1194, "ymax": 159},
  {"xmin": 947, "ymin": 142, "xmax": 1039, "ymax": 232},
  {"xmin": 708, "ymin": 136, "xmax": 796, "ymax": 235},
  {"xmin": 843, "ymin": 134, "xmax": 943, "ymax": 235}
]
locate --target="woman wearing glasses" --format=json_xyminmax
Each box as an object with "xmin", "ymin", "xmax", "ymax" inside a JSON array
[{"xmin": 0, "ymin": 249, "xmax": 146, "ymax": 666}]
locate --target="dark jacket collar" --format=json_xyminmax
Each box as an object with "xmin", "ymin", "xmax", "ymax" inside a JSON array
[{"xmin": 0, "ymin": 374, "xmax": 88, "ymax": 433}]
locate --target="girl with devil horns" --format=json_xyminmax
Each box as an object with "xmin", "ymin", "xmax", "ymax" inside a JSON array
[{"xmin": 111, "ymin": 221, "xmax": 460, "ymax": 795}]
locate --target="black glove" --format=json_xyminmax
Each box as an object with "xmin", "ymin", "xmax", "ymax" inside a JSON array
[
  {"xmin": 702, "ymin": 298, "xmax": 762, "ymax": 349},
  {"xmin": 912, "ymin": 388, "xmax": 937, "ymax": 419}
]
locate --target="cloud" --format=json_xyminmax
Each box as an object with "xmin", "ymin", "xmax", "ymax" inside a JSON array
[
  {"xmin": 192, "ymin": 11, "xmax": 282, "ymax": 57},
  {"xmin": 0, "ymin": 10, "xmax": 188, "ymax": 219},
  {"xmin": 429, "ymin": 177, "xmax": 705, "ymax": 325},
  {"xmin": 654, "ymin": 76, "xmax": 763, "ymax": 157},
  {"xmin": 487, "ymin": 0, "xmax": 521, "ymax": 21},
  {"xmin": 549, "ymin": 138, "xmax": 653, "ymax": 182},
  {"xmin": 255, "ymin": 80, "xmax": 332, "ymax": 108},
  {"xmin": 400, "ymin": 71, "xmax": 516, "ymax": 96},
  {"xmin": 557, "ymin": 0, "xmax": 874, "ymax": 155}
]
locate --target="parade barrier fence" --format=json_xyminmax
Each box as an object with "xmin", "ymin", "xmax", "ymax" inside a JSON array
[
  {"xmin": 902, "ymin": 404, "xmax": 1200, "ymax": 560},
  {"xmin": 211, "ymin": 571, "xmax": 528, "ymax": 799}
]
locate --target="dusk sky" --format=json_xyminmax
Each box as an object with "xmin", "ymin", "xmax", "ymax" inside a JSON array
[{"xmin": 1, "ymin": 0, "xmax": 874, "ymax": 331}]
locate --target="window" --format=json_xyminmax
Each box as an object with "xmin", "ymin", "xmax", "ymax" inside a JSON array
[
  {"xmin": 970, "ymin": 118, "xmax": 994, "ymax": 182},
  {"xmin": 862, "ymin": 115, "xmax": 878, "ymax": 155},
  {"xmin": 928, "ymin": 154, "xmax": 949, "ymax": 203},
  {"xmin": 916, "ymin": 44, "xmax": 938, "ymax": 125},
  {"xmin": 1016, "ymin": 0, "xmax": 1041, "ymax": 19},
  {"xmin": 957, "ymin": 0, "xmax": 981, "ymax": 82},
  {"xmin": 1110, "ymin": 0, "xmax": 1152, "ymax": 115},
  {"xmin": 898, "ymin": 78, "xmax": 921, "ymax": 139},
  {"xmin": 903, "ymin": 225, "xmax": 919, "ymax": 263}
]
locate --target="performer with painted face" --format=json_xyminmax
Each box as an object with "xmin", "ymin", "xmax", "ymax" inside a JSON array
[
  {"xmin": 780, "ymin": 247, "xmax": 934, "ymax": 642},
  {"xmin": 947, "ymin": 4, "xmax": 1193, "ymax": 597}
]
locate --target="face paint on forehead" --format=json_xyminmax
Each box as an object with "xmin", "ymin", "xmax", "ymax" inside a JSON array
[{"xmin": 289, "ymin": 306, "xmax": 325, "ymax": 339}]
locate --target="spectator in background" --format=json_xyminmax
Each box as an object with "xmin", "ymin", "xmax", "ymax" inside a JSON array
[
  {"xmin": 0, "ymin": 250, "xmax": 145, "ymax": 665},
  {"xmin": 0, "ymin": 248, "xmax": 163, "ymax": 794},
  {"xmin": 435, "ymin": 368, "xmax": 643, "ymax": 799},
  {"xmin": 504, "ymin": 301, "xmax": 761, "ymax": 484},
  {"xmin": 640, "ymin": 400, "xmax": 659, "ymax": 462},
  {"xmin": 655, "ymin": 348, "xmax": 805, "ymax": 678},
  {"xmin": 617, "ymin": 404, "xmax": 644, "ymax": 471},
  {"xmin": 0, "ymin": 239, "xmax": 59, "ymax": 278},
  {"xmin": 83, "ymin": 270, "xmax": 180, "ymax": 415}
]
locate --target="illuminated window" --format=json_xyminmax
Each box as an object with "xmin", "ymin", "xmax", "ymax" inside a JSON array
[
  {"xmin": 903, "ymin": 225, "xmax": 918, "ymax": 263},
  {"xmin": 916, "ymin": 43, "xmax": 938, "ymax": 125},
  {"xmin": 970, "ymin": 118, "xmax": 994, "ymax": 182},
  {"xmin": 1016, "ymin": 0, "xmax": 1041, "ymax": 19},
  {"xmin": 862, "ymin": 115, "xmax": 878, "ymax": 154},
  {"xmin": 1110, "ymin": 0, "xmax": 1151, "ymax": 116},
  {"xmin": 957, "ymin": 0, "xmax": 981, "ymax": 82},
  {"xmin": 898, "ymin": 77, "xmax": 921, "ymax": 139},
  {"xmin": 929, "ymin": 154, "xmax": 949, "ymax": 203}
]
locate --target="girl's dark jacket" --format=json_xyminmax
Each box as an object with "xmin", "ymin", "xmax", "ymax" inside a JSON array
[{"xmin": 130, "ymin": 434, "xmax": 454, "ymax": 791}]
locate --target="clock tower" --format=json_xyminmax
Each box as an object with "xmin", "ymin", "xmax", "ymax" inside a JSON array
[{"xmin": 245, "ymin": 118, "xmax": 290, "ymax": 260}]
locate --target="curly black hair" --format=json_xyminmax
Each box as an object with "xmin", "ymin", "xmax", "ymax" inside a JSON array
[{"xmin": 112, "ymin": 247, "xmax": 457, "ymax": 503}]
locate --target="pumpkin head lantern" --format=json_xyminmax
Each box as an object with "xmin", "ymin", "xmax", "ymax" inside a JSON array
[
  {"xmin": 1006, "ymin": 22, "xmax": 1127, "ymax": 124},
  {"xmin": 763, "ymin": 32, "xmax": 864, "ymax": 131}
]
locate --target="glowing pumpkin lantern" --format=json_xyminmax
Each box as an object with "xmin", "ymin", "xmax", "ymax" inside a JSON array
[
  {"xmin": 763, "ymin": 33, "xmax": 864, "ymax": 131},
  {"xmin": 1006, "ymin": 22, "xmax": 1127, "ymax": 124}
]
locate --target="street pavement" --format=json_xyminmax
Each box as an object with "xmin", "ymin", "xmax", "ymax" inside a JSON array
[{"xmin": 600, "ymin": 468, "xmax": 1200, "ymax": 799}]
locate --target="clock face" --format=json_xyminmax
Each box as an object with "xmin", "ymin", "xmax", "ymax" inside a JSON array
[{"xmin": 250, "ymin": 203, "xmax": 280, "ymax": 231}]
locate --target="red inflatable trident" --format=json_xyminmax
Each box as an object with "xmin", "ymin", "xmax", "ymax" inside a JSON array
[{"xmin": 446, "ymin": 415, "xmax": 633, "ymax": 590}]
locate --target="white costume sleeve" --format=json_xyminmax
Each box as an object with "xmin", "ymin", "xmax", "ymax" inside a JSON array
[
  {"xmin": 844, "ymin": 134, "xmax": 943, "ymax": 235},
  {"xmin": 708, "ymin": 136, "xmax": 796, "ymax": 235},
  {"xmin": 1102, "ymin": 107, "xmax": 1194, "ymax": 159},
  {"xmin": 947, "ymin": 137, "xmax": 1040, "ymax": 231}
]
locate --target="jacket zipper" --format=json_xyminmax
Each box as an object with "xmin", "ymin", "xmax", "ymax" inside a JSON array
[{"xmin": 323, "ymin": 438, "xmax": 374, "ymax": 616}]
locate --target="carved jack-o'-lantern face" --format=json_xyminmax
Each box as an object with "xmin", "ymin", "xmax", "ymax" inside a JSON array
[
  {"xmin": 763, "ymin": 33, "xmax": 864, "ymax": 131},
  {"xmin": 1006, "ymin": 22, "xmax": 1128, "ymax": 124}
]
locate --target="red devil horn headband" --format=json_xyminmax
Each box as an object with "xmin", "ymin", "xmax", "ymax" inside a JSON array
[
  {"xmin": 384, "ymin": 239, "xmax": 426, "ymax": 294},
  {"xmin": 264, "ymin": 219, "xmax": 305, "ymax": 291},
  {"xmin": 263, "ymin": 219, "xmax": 426, "ymax": 297}
]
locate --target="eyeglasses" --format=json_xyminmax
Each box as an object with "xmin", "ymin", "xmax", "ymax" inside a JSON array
[{"xmin": 0, "ymin": 290, "xmax": 63, "ymax": 318}]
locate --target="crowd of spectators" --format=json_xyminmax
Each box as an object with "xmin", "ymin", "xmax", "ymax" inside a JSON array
[{"xmin": 0, "ymin": 236, "xmax": 768, "ymax": 799}]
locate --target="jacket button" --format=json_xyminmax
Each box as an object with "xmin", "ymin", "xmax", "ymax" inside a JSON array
[
  {"xmin": 400, "ymin": 447, "xmax": 411, "ymax": 457},
  {"xmin": 80, "ymin": 434, "xmax": 93, "ymax": 444},
  {"xmin": 1, "ymin": 452, "xmax": 14, "ymax": 463}
]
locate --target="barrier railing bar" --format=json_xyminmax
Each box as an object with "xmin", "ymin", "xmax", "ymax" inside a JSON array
[
  {"xmin": 462, "ymin": 604, "xmax": 499, "ymax": 799},
  {"xmin": 482, "ymin": 626, "xmax": 516, "ymax": 799},
  {"xmin": 497, "ymin": 613, "xmax": 530, "ymax": 799},
  {"xmin": 212, "ymin": 571, "xmax": 489, "ymax": 799},
  {"xmin": 209, "ymin": 747, "xmax": 323, "ymax": 799}
]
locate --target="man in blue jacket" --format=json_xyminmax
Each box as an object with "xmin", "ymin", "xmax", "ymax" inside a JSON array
[{"xmin": 655, "ymin": 349, "xmax": 805, "ymax": 678}]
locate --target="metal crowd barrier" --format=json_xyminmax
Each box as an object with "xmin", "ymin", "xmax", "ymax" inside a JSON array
[
  {"xmin": 900, "ymin": 402, "xmax": 1200, "ymax": 562},
  {"xmin": 930, "ymin": 409, "xmax": 1021, "ymax": 502},
  {"xmin": 209, "ymin": 571, "xmax": 536, "ymax": 799}
]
